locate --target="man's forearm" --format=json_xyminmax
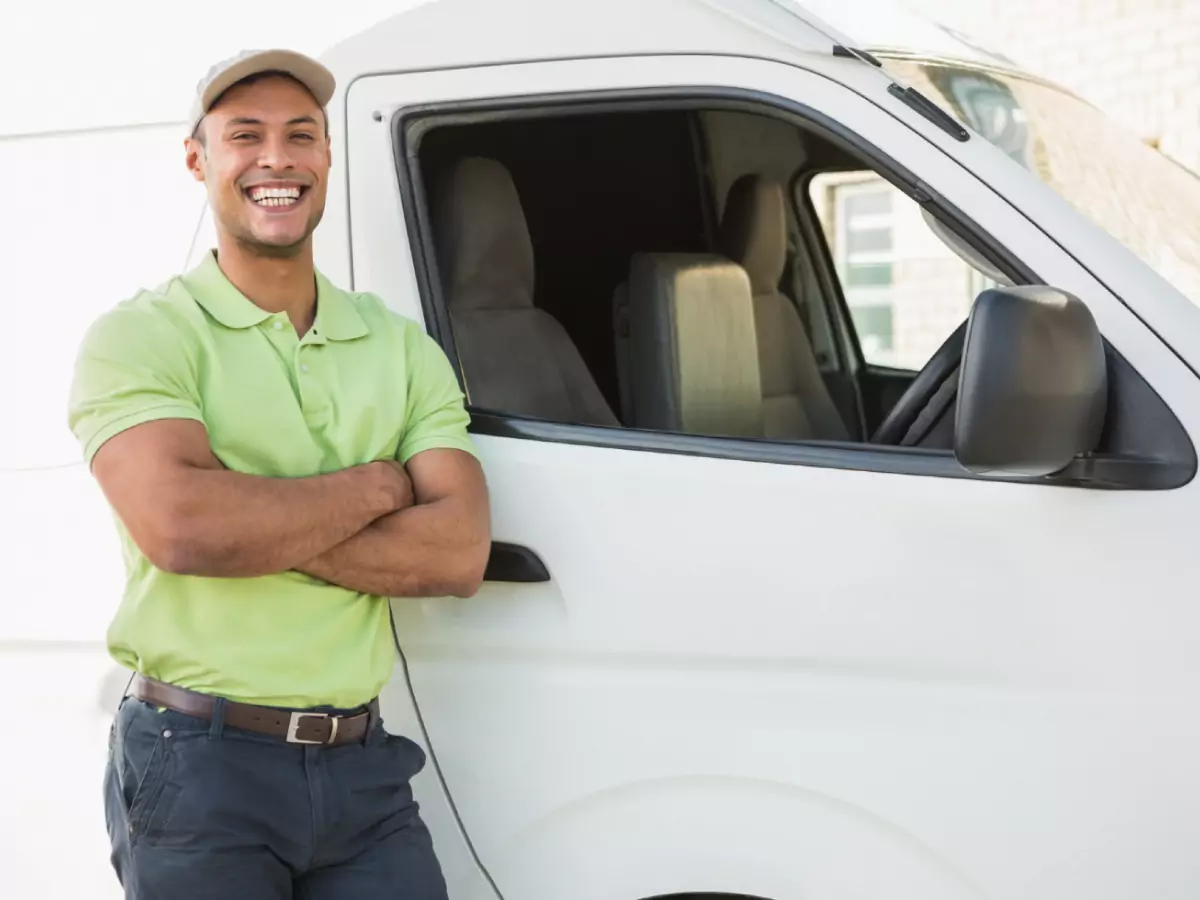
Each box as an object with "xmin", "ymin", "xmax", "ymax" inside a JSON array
[
  {"xmin": 157, "ymin": 462, "xmax": 405, "ymax": 578},
  {"xmin": 296, "ymin": 497, "xmax": 491, "ymax": 598}
]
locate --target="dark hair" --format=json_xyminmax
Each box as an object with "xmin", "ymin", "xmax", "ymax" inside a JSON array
[{"xmin": 193, "ymin": 70, "xmax": 329, "ymax": 147}]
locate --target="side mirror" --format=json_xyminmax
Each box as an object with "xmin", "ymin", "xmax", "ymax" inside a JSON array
[{"xmin": 955, "ymin": 286, "xmax": 1107, "ymax": 477}]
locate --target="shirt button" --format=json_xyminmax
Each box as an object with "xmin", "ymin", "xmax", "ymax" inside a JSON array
[
  {"xmin": 300, "ymin": 364, "xmax": 309, "ymax": 373},
  {"xmin": 273, "ymin": 321, "xmax": 283, "ymax": 331}
]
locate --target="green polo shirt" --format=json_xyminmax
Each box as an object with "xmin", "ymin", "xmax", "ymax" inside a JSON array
[{"xmin": 67, "ymin": 250, "xmax": 477, "ymax": 709}]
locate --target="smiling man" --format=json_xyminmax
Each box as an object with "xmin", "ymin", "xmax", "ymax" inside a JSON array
[{"xmin": 67, "ymin": 50, "xmax": 490, "ymax": 899}]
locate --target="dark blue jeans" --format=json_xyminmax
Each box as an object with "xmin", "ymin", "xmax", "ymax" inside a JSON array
[{"xmin": 104, "ymin": 695, "xmax": 448, "ymax": 899}]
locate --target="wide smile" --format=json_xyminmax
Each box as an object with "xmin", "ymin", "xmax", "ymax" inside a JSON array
[{"xmin": 243, "ymin": 183, "xmax": 310, "ymax": 213}]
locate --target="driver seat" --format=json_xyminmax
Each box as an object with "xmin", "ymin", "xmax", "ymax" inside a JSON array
[{"xmin": 719, "ymin": 174, "xmax": 849, "ymax": 442}]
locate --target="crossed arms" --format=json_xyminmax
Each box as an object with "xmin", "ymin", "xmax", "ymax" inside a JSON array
[{"xmin": 90, "ymin": 419, "xmax": 491, "ymax": 598}]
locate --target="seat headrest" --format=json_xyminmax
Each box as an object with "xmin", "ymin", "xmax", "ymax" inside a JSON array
[
  {"xmin": 433, "ymin": 157, "xmax": 535, "ymax": 311},
  {"xmin": 718, "ymin": 174, "xmax": 787, "ymax": 295},
  {"xmin": 626, "ymin": 253, "xmax": 764, "ymax": 438}
]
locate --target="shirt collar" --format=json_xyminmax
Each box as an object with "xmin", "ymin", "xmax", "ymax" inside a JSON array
[
  {"xmin": 313, "ymin": 269, "xmax": 370, "ymax": 341},
  {"xmin": 183, "ymin": 250, "xmax": 369, "ymax": 341}
]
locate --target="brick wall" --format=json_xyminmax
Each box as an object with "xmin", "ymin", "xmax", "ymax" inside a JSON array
[
  {"xmin": 891, "ymin": 258, "xmax": 973, "ymax": 369},
  {"xmin": 889, "ymin": 196, "xmax": 976, "ymax": 369},
  {"xmin": 910, "ymin": 0, "xmax": 1200, "ymax": 173}
]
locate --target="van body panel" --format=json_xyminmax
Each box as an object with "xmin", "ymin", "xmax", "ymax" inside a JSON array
[{"xmin": 345, "ymin": 54, "xmax": 1200, "ymax": 899}]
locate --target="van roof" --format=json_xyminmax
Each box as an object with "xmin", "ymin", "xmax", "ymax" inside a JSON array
[{"xmin": 320, "ymin": 0, "xmax": 1020, "ymax": 91}]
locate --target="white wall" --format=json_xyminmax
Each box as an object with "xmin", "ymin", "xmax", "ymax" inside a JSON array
[{"xmin": 1, "ymin": 1, "xmax": 427, "ymax": 134}]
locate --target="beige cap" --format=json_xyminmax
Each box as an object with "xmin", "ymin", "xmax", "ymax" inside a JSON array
[{"xmin": 188, "ymin": 48, "xmax": 335, "ymax": 136}]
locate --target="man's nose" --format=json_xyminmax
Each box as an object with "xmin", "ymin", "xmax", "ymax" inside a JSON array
[{"xmin": 257, "ymin": 132, "xmax": 296, "ymax": 170}]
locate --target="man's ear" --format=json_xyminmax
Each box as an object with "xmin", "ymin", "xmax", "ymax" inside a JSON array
[{"xmin": 184, "ymin": 136, "xmax": 207, "ymax": 184}]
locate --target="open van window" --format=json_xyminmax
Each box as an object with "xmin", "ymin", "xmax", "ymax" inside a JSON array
[
  {"xmin": 882, "ymin": 57, "xmax": 1200, "ymax": 308},
  {"xmin": 398, "ymin": 92, "xmax": 1192, "ymax": 486}
]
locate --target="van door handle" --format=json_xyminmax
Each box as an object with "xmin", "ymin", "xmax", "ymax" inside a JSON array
[{"xmin": 484, "ymin": 542, "xmax": 551, "ymax": 583}]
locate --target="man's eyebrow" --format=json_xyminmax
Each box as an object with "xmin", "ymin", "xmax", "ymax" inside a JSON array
[{"xmin": 222, "ymin": 116, "xmax": 319, "ymax": 128}]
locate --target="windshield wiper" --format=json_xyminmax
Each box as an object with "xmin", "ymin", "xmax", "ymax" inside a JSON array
[
  {"xmin": 887, "ymin": 83, "xmax": 970, "ymax": 142},
  {"xmin": 832, "ymin": 45, "xmax": 882, "ymax": 67}
]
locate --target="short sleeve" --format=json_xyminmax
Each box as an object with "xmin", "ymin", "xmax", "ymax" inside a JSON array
[
  {"xmin": 67, "ymin": 301, "xmax": 205, "ymax": 466},
  {"xmin": 397, "ymin": 324, "xmax": 478, "ymax": 464}
]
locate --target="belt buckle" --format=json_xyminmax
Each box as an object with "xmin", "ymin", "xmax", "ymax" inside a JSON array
[{"xmin": 287, "ymin": 711, "xmax": 337, "ymax": 744}]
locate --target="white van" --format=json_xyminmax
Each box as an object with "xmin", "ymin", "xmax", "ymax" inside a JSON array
[{"xmin": 8, "ymin": 0, "xmax": 1200, "ymax": 897}]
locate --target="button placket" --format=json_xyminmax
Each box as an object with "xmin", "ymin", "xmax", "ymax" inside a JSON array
[
  {"xmin": 296, "ymin": 345, "xmax": 316, "ymax": 412},
  {"xmin": 290, "ymin": 318, "xmax": 327, "ymax": 421},
  {"xmin": 261, "ymin": 318, "xmax": 301, "ymax": 404}
]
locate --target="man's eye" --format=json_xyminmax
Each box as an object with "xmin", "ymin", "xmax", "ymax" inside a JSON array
[
  {"xmin": 231, "ymin": 133, "xmax": 257, "ymax": 141},
  {"xmin": 292, "ymin": 133, "xmax": 316, "ymax": 142}
]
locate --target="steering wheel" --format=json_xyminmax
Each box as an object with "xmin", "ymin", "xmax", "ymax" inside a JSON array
[{"xmin": 870, "ymin": 321, "xmax": 968, "ymax": 447}]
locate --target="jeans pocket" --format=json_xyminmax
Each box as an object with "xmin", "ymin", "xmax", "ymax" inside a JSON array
[
  {"xmin": 138, "ymin": 780, "xmax": 182, "ymax": 846},
  {"xmin": 118, "ymin": 713, "xmax": 181, "ymax": 846},
  {"xmin": 127, "ymin": 736, "xmax": 166, "ymax": 835}
]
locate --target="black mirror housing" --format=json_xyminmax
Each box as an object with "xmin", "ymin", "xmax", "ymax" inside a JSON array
[{"xmin": 955, "ymin": 286, "xmax": 1107, "ymax": 477}]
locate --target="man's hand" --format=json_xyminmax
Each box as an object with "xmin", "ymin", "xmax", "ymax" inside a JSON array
[
  {"xmin": 295, "ymin": 449, "xmax": 491, "ymax": 598},
  {"xmin": 378, "ymin": 460, "xmax": 416, "ymax": 511},
  {"xmin": 91, "ymin": 419, "xmax": 414, "ymax": 578}
]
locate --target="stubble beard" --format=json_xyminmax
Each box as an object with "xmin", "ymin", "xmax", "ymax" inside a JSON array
[
  {"xmin": 234, "ymin": 232, "xmax": 308, "ymax": 260},
  {"xmin": 224, "ymin": 206, "xmax": 324, "ymax": 260}
]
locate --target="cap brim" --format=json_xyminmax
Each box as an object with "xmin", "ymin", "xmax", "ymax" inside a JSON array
[{"xmin": 199, "ymin": 49, "xmax": 336, "ymax": 119}]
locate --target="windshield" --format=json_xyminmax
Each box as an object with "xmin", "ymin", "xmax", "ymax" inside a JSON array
[{"xmin": 881, "ymin": 58, "xmax": 1200, "ymax": 307}]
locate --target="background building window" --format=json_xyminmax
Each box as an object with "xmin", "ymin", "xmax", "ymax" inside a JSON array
[
  {"xmin": 834, "ymin": 181, "xmax": 897, "ymax": 364},
  {"xmin": 809, "ymin": 171, "xmax": 992, "ymax": 372}
]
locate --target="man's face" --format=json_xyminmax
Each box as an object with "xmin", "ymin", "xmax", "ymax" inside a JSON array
[{"xmin": 185, "ymin": 75, "xmax": 331, "ymax": 257}]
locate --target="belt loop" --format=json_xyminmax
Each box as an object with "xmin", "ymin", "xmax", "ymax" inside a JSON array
[
  {"xmin": 366, "ymin": 699, "xmax": 380, "ymax": 745},
  {"xmin": 208, "ymin": 697, "xmax": 227, "ymax": 740}
]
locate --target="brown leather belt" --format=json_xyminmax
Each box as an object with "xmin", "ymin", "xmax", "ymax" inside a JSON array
[{"xmin": 129, "ymin": 675, "xmax": 377, "ymax": 747}]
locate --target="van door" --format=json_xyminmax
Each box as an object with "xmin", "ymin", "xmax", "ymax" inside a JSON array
[{"xmin": 345, "ymin": 55, "xmax": 1200, "ymax": 900}]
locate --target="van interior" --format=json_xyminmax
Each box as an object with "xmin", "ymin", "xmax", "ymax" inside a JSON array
[{"xmin": 402, "ymin": 96, "xmax": 1190, "ymax": 468}]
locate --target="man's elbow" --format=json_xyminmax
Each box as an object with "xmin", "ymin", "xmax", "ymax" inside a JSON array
[
  {"xmin": 145, "ymin": 533, "xmax": 207, "ymax": 576},
  {"xmin": 424, "ymin": 530, "xmax": 488, "ymax": 598},
  {"xmin": 139, "ymin": 512, "xmax": 218, "ymax": 576},
  {"xmin": 453, "ymin": 556, "xmax": 489, "ymax": 598},
  {"xmin": 444, "ymin": 537, "xmax": 490, "ymax": 597}
]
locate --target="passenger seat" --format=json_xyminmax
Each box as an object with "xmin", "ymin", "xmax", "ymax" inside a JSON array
[
  {"xmin": 433, "ymin": 157, "xmax": 618, "ymax": 427},
  {"xmin": 718, "ymin": 174, "xmax": 849, "ymax": 441}
]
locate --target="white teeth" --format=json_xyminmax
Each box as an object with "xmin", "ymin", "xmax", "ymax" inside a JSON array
[{"xmin": 249, "ymin": 186, "xmax": 302, "ymax": 206}]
